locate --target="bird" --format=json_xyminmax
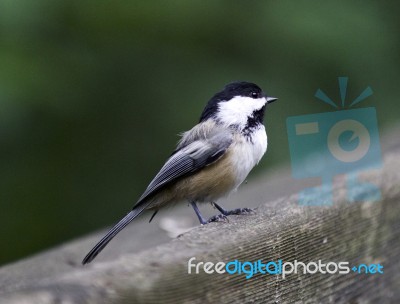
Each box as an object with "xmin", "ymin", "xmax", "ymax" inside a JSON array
[{"xmin": 82, "ymin": 81, "xmax": 277, "ymax": 264}]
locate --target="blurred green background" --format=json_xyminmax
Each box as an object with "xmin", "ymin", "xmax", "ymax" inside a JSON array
[{"xmin": 1, "ymin": 1, "xmax": 399, "ymax": 266}]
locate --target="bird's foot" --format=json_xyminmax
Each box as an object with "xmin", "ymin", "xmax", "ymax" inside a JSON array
[
  {"xmin": 221, "ymin": 207, "xmax": 254, "ymax": 216},
  {"xmin": 191, "ymin": 201, "xmax": 253, "ymax": 226},
  {"xmin": 206, "ymin": 213, "xmax": 229, "ymax": 224},
  {"xmin": 211, "ymin": 202, "xmax": 255, "ymax": 216}
]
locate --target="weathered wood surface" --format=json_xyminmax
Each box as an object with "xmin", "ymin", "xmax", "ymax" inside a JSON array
[{"xmin": 0, "ymin": 126, "xmax": 399, "ymax": 304}]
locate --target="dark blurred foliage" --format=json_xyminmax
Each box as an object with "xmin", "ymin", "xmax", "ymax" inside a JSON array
[{"xmin": 0, "ymin": 1, "xmax": 399, "ymax": 265}]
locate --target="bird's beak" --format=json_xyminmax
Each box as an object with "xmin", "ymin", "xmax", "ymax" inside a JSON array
[{"xmin": 266, "ymin": 96, "xmax": 278, "ymax": 104}]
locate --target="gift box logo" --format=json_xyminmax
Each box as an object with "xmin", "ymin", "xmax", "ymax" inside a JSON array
[{"xmin": 286, "ymin": 77, "xmax": 382, "ymax": 205}]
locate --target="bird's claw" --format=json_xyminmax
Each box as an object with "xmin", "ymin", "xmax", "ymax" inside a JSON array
[
  {"xmin": 224, "ymin": 207, "xmax": 255, "ymax": 215},
  {"xmin": 206, "ymin": 214, "xmax": 229, "ymax": 224}
]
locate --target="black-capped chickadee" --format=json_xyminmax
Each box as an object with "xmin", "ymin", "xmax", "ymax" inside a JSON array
[{"xmin": 82, "ymin": 81, "xmax": 277, "ymax": 264}]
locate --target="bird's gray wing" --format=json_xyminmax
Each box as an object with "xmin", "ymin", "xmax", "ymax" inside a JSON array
[
  {"xmin": 135, "ymin": 129, "xmax": 233, "ymax": 205},
  {"xmin": 82, "ymin": 128, "xmax": 232, "ymax": 264}
]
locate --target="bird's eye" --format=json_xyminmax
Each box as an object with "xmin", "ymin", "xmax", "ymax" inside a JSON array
[{"xmin": 250, "ymin": 92, "xmax": 258, "ymax": 98}]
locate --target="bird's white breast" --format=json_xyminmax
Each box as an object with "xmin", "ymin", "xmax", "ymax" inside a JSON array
[{"xmin": 229, "ymin": 126, "xmax": 268, "ymax": 189}]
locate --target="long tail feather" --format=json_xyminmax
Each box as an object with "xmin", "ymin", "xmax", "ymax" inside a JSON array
[{"xmin": 82, "ymin": 205, "xmax": 147, "ymax": 264}]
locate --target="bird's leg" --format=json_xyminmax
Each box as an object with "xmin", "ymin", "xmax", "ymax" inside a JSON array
[
  {"xmin": 191, "ymin": 201, "xmax": 227, "ymax": 224},
  {"xmin": 190, "ymin": 201, "xmax": 207, "ymax": 225},
  {"xmin": 211, "ymin": 202, "xmax": 254, "ymax": 216}
]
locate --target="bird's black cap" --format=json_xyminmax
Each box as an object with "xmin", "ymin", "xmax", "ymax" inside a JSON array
[{"xmin": 200, "ymin": 81, "xmax": 267, "ymax": 122}]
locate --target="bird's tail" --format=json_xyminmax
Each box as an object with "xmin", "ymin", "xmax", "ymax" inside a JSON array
[{"xmin": 82, "ymin": 204, "xmax": 148, "ymax": 265}]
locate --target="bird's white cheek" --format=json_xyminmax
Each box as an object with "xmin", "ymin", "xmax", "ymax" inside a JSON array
[{"xmin": 217, "ymin": 96, "xmax": 267, "ymax": 127}]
